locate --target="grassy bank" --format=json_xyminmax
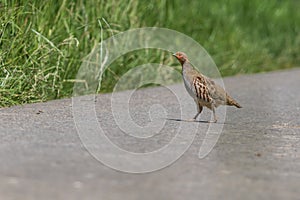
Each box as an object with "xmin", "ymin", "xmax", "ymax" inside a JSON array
[{"xmin": 0, "ymin": 0, "xmax": 299, "ymax": 107}]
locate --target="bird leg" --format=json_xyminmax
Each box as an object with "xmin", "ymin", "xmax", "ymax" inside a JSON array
[
  {"xmin": 193, "ymin": 112, "xmax": 200, "ymax": 121},
  {"xmin": 211, "ymin": 106, "xmax": 217, "ymax": 123},
  {"xmin": 188, "ymin": 104, "xmax": 203, "ymax": 121}
]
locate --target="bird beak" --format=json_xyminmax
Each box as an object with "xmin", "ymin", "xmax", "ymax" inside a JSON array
[{"xmin": 172, "ymin": 53, "xmax": 176, "ymax": 57}]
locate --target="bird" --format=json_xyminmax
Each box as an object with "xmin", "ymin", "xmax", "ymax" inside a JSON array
[{"xmin": 173, "ymin": 52, "xmax": 241, "ymax": 123}]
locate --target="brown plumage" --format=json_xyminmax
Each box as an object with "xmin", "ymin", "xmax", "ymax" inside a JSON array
[{"xmin": 173, "ymin": 52, "xmax": 241, "ymax": 123}]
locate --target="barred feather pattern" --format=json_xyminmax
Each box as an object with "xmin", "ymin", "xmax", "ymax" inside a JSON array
[{"xmin": 193, "ymin": 76, "xmax": 212, "ymax": 103}]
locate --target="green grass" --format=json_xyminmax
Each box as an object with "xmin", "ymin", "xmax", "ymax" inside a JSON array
[{"xmin": 0, "ymin": 0, "xmax": 299, "ymax": 107}]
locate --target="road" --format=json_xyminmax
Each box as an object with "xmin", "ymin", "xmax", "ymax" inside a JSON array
[{"xmin": 0, "ymin": 68, "xmax": 299, "ymax": 200}]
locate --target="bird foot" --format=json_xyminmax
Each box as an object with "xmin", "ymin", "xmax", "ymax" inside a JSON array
[{"xmin": 186, "ymin": 118, "xmax": 197, "ymax": 122}]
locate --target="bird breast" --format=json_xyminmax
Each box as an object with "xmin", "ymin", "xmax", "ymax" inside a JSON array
[{"xmin": 182, "ymin": 71, "xmax": 197, "ymax": 98}]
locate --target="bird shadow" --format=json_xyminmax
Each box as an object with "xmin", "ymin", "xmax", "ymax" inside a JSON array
[{"xmin": 165, "ymin": 118, "xmax": 232, "ymax": 125}]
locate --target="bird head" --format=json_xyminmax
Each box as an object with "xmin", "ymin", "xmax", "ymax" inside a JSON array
[{"xmin": 172, "ymin": 52, "xmax": 188, "ymax": 64}]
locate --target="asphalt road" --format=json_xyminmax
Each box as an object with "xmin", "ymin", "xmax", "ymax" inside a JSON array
[{"xmin": 0, "ymin": 68, "xmax": 299, "ymax": 200}]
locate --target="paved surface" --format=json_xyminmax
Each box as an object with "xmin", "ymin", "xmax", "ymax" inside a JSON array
[{"xmin": 0, "ymin": 69, "xmax": 299, "ymax": 200}]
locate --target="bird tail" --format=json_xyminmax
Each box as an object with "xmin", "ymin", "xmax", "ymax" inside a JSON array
[{"xmin": 226, "ymin": 94, "xmax": 242, "ymax": 108}]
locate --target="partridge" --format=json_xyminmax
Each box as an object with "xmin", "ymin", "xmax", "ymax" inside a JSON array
[{"xmin": 173, "ymin": 52, "xmax": 241, "ymax": 123}]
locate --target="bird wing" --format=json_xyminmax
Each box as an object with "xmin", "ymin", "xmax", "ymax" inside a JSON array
[
  {"xmin": 194, "ymin": 75, "xmax": 227, "ymax": 103},
  {"xmin": 205, "ymin": 78, "xmax": 227, "ymax": 105},
  {"xmin": 192, "ymin": 76, "xmax": 211, "ymax": 103}
]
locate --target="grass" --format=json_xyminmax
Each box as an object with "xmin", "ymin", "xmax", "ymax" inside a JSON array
[{"xmin": 0, "ymin": 0, "xmax": 299, "ymax": 107}]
